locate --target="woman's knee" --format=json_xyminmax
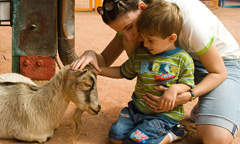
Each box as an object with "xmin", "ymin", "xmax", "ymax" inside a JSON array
[{"xmin": 197, "ymin": 124, "xmax": 233, "ymax": 144}]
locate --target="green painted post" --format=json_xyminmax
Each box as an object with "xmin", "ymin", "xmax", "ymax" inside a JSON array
[{"xmin": 11, "ymin": 0, "xmax": 58, "ymax": 73}]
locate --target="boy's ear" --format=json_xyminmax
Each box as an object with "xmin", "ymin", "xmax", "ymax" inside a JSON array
[
  {"xmin": 138, "ymin": 1, "xmax": 147, "ymax": 10},
  {"xmin": 169, "ymin": 33, "xmax": 177, "ymax": 43}
]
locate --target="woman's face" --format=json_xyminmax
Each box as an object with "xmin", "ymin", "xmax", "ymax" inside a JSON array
[{"xmin": 108, "ymin": 10, "xmax": 141, "ymax": 42}]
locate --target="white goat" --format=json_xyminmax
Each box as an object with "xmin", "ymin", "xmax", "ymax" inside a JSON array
[{"xmin": 0, "ymin": 65, "xmax": 101, "ymax": 143}]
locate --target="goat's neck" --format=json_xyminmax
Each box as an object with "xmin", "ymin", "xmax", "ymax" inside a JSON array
[{"xmin": 33, "ymin": 69, "xmax": 70, "ymax": 125}]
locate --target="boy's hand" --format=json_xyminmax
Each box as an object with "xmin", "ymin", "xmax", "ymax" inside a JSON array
[
  {"xmin": 144, "ymin": 85, "xmax": 178, "ymax": 112},
  {"xmin": 143, "ymin": 94, "xmax": 165, "ymax": 113},
  {"xmin": 143, "ymin": 91, "xmax": 176, "ymax": 112},
  {"xmin": 159, "ymin": 90, "xmax": 176, "ymax": 111}
]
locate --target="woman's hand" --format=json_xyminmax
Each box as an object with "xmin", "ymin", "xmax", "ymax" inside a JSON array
[
  {"xmin": 143, "ymin": 85, "xmax": 192, "ymax": 113},
  {"xmin": 71, "ymin": 50, "xmax": 101, "ymax": 72}
]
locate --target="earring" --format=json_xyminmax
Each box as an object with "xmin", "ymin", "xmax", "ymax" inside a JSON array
[{"xmin": 139, "ymin": 2, "xmax": 146, "ymax": 10}]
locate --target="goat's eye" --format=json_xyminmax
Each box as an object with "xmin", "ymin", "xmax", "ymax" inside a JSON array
[{"xmin": 84, "ymin": 83, "xmax": 92, "ymax": 87}]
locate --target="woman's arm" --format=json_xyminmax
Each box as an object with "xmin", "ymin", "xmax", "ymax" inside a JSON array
[
  {"xmin": 71, "ymin": 32, "xmax": 140, "ymax": 71},
  {"xmin": 101, "ymin": 34, "xmax": 125, "ymax": 67},
  {"xmin": 102, "ymin": 34, "xmax": 139, "ymax": 65},
  {"xmin": 71, "ymin": 34, "xmax": 124, "ymax": 71},
  {"xmin": 144, "ymin": 44, "xmax": 227, "ymax": 111},
  {"xmin": 190, "ymin": 44, "xmax": 227, "ymax": 97}
]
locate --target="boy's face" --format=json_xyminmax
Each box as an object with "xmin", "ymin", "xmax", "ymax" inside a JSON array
[{"xmin": 141, "ymin": 34, "xmax": 173, "ymax": 55}]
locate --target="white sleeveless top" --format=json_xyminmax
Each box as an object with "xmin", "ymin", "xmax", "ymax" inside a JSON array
[{"xmin": 167, "ymin": 0, "xmax": 240, "ymax": 60}]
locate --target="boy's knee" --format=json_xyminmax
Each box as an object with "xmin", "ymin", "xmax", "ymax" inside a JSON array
[
  {"xmin": 109, "ymin": 122, "xmax": 124, "ymax": 137},
  {"xmin": 109, "ymin": 120, "xmax": 133, "ymax": 142}
]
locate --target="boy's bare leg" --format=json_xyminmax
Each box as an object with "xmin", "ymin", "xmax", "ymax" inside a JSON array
[
  {"xmin": 109, "ymin": 140, "xmax": 123, "ymax": 144},
  {"xmin": 159, "ymin": 135, "xmax": 170, "ymax": 144}
]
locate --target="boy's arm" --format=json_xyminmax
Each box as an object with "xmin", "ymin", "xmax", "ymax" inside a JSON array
[
  {"xmin": 168, "ymin": 83, "xmax": 191, "ymax": 95},
  {"xmin": 156, "ymin": 84, "xmax": 191, "ymax": 111},
  {"xmin": 98, "ymin": 67, "xmax": 123, "ymax": 79}
]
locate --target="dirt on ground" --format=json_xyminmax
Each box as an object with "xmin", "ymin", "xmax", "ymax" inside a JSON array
[{"xmin": 0, "ymin": 6, "xmax": 240, "ymax": 144}]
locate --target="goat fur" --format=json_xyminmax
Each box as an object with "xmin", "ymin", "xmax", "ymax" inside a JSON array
[
  {"xmin": 0, "ymin": 73, "xmax": 37, "ymax": 86},
  {"xmin": 0, "ymin": 65, "xmax": 100, "ymax": 143}
]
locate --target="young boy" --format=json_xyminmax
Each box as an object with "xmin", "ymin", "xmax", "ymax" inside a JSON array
[{"xmin": 97, "ymin": 1, "xmax": 195, "ymax": 143}]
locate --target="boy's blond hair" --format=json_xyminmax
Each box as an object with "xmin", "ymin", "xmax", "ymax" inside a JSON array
[{"xmin": 137, "ymin": 0, "xmax": 183, "ymax": 39}]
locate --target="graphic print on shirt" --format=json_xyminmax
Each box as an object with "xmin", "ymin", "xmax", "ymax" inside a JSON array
[{"xmin": 140, "ymin": 61, "xmax": 177, "ymax": 83}]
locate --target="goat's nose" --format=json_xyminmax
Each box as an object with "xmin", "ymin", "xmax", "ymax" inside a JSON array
[{"xmin": 98, "ymin": 105, "xmax": 101, "ymax": 110}]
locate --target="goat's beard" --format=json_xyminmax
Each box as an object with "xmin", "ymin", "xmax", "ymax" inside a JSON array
[{"xmin": 71, "ymin": 108, "xmax": 83, "ymax": 139}]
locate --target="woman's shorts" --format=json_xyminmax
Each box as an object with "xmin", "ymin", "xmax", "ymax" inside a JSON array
[{"xmin": 194, "ymin": 59, "xmax": 240, "ymax": 137}]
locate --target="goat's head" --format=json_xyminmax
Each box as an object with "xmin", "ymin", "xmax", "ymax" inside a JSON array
[{"xmin": 65, "ymin": 65, "xmax": 101, "ymax": 115}]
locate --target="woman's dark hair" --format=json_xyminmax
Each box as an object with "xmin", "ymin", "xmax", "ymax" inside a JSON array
[{"xmin": 101, "ymin": 0, "xmax": 153, "ymax": 24}]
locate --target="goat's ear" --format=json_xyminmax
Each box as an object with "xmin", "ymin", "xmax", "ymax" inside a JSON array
[
  {"xmin": 66, "ymin": 69, "xmax": 88, "ymax": 87},
  {"xmin": 65, "ymin": 70, "xmax": 77, "ymax": 89},
  {"xmin": 65, "ymin": 70, "xmax": 83, "ymax": 86},
  {"xmin": 74, "ymin": 69, "xmax": 88, "ymax": 77},
  {"xmin": 68, "ymin": 69, "xmax": 87, "ymax": 78}
]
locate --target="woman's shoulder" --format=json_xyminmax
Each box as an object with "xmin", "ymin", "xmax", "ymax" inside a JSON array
[{"xmin": 167, "ymin": 0, "xmax": 213, "ymax": 19}]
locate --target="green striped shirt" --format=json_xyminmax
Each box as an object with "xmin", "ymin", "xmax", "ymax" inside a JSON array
[{"xmin": 120, "ymin": 47, "xmax": 195, "ymax": 121}]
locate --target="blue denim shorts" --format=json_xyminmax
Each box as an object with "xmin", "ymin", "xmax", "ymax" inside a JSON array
[
  {"xmin": 108, "ymin": 101, "xmax": 178, "ymax": 144},
  {"xmin": 194, "ymin": 59, "xmax": 240, "ymax": 137}
]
